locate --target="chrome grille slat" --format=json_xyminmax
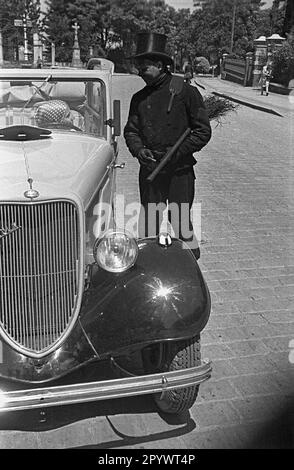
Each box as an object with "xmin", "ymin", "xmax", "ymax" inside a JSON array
[
  {"xmin": 43, "ymin": 201, "xmax": 53, "ymax": 344},
  {"xmin": 12, "ymin": 206, "xmax": 21, "ymax": 343},
  {"xmin": 0, "ymin": 201, "xmax": 80, "ymax": 355},
  {"xmin": 18, "ymin": 206, "xmax": 27, "ymax": 345},
  {"xmin": 61, "ymin": 204, "xmax": 67, "ymax": 331},
  {"xmin": 57, "ymin": 203, "xmax": 63, "ymax": 335},
  {"xmin": 36, "ymin": 205, "xmax": 42, "ymax": 349},
  {"xmin": 57, "ymin": 203, "xmax": 63, "ymax": 333},
  {"xmin": 28, "ymin": 205, "xmax": 36, "ymax": 349}
]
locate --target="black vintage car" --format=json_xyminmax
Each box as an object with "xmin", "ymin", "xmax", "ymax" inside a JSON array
[{"xmin": 0, "ymin": 63, "xmax": 211, "ymax": 416}]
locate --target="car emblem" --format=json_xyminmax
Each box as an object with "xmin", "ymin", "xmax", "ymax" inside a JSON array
[
  {"xmin": 24, "ymin": 178, "xmax": 39, "ymax": 199},
  {"xmin": 0, "ymin": 222, "xmax": 22, "ymax": 240}
]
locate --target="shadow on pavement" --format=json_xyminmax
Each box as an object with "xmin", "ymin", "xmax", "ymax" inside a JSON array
[
  {"xmin": 243, "ymin": 399, "xmax": 294, "ymax": 449},
  {"xmin": 73, "ymin": 414, "xmax": 196, "ymax": 449},
  {"xmin": 0, "ymin": 353, "xmax": 197, "ymax": 436},
  {"xmin": 0, "ymin": 393, "xmax": 193, "ymax": 434},
  {"xmin": 0, "ymin": 395, "xmax": 151, "ymax": 431}
]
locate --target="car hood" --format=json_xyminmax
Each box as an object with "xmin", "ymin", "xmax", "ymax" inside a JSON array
[{"xmin": 0, "ymin": 132, "xmax": 114, "ymax": 208}]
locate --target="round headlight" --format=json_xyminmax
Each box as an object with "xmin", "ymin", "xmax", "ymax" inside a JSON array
[{"xmin": 93, "ymin": 229, "xmax": 138, "ymax": 273}]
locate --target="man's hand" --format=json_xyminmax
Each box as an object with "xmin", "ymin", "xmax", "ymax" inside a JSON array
[
  {"xmin": 154, "ymin": 147, "xmax": 181, "ymax": 167},
  {"xmin": 137, "ymin": 148, "xmax": 157, "ymax": 169}
]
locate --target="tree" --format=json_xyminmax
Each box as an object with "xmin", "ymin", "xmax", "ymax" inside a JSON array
[
  {"xmin": 108, "ymin": 0, "xmax": 176, "ymax": 57},
  {"xmin": 189, "ymin": 0, "xmax": 266, "ymax": 60},
  {"xmin": 106, "ymin": 0, "xmax": 153, "ymax": 56},
  {"xmin": 254, "ymin": 8, "xmax": 272, "ymax": 39},
  {"xmin": 271, "ymin": 29, "xmax": 294, "ymax": 86},
  {"xmin": 194, "ymin": 56, "xmax": 210, "ymax": 73},
  {"xmin": 43, "ymin": 0, "xmax": 73, "ymax": 62},
  {"xmin": 0, "ymin": 0, "xmax": 41, "ymax": 62},
  {"xmin": 43, "ymin": 0, "xmax": 176, "ymax": 63},
  {"xmin": 283, "ymin": 0, "xmax": 294, "ymax": 37},
  {"xmin": 66, "ymin": 0, "xmax": 111, "ymax": 59},
  {"xmin": 270, "ymin": 0, "xmax": 287, "ymax": 34}
]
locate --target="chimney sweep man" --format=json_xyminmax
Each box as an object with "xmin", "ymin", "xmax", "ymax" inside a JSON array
[{"xmin": 124, "ymin": 32, "xmax": 211, "ymax": 259}]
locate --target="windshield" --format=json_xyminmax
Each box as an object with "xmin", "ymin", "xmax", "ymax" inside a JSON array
[{"xmin": 0, "ymin": 78, "xmax": 107, "ymax": 138}]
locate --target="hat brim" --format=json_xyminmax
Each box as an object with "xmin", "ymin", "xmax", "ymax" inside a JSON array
[{"xmin": 127, "ymin": 52, "xmax": 173, "ymax": 66}]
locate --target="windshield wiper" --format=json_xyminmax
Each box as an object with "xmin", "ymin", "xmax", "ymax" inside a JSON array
[{"xmin": 21, "ymin": 74, "xmax": 52, "ymax": 122}]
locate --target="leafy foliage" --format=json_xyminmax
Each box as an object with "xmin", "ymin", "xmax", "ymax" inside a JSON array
[
  {"xmin": 43, "ymin": 0, "xmax": 111, "ymax": 62},
  {"xmin": 0, "ymin": 0, "xmax": 288, "ymax": 69},
  {"xmin": 270, "ymin": 0, "xmax": 287, "ymax": 34},
  {"xmin": 271, "ymin": 29, "xmax": 294, "ymax": 86},
  {"xmin": 189, "ymin": 0, "xmax": 266, "ymax": 61},
  {"xmin": 42, "ymin": 0, "xmax": 73, "ymax": 62},
  {"xmin": 194, "ymin": 56, "xmax": 210, "ymax": 74},
  {"xmin": 283, "ymin": 0, "xmax": 294, "ymax": 36},
  {"xmin": 0, "ymin": 0, "xmax": 41, "ymax": 62}
]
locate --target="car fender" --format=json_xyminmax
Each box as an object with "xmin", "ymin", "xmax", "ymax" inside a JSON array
[
  {"xmin": 0, "ymin": 320, "xmax": 96, "ymax": 383},
  {"xmin": 0, "ymin": 239, "xmax": 210, "ymax": 384},
  {"xmin": 80, "ymin": 238, "xmax": 211, "ymax": 357}
]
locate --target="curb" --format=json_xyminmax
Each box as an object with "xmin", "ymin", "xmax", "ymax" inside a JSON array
[{"xmin": 211, "ymin": 91, "xmax": 284, "ymax": 117}]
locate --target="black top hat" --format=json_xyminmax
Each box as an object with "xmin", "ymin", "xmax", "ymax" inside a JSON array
[{"xmin": 129, "ymin": 32, "xmax": 173, "ymax": 65}]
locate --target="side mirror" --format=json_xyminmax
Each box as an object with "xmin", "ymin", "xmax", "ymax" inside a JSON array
[{"xmin": 113, "ymin": 100, "xmax": 121, "ymax": 137}]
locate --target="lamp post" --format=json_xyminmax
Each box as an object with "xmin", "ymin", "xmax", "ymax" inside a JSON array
[
  {"xmin": 14, "ymin": 12, "xmax": 32, "ymax": 64},
  {"xmin": 22, "ymin": 13, "xmax": 30, "ymax": 62}
]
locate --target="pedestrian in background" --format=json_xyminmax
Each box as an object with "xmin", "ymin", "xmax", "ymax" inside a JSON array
[
  {"xmin": 260, "ymin": 62, "xmax": 272, "ymax": 96},
  {"xmin": 124, "ymin": 32, "xmax": 211, "ymax": 259},
  {"xmin": 184, "ymin": 62, "xmax": 193, "ymax": 84}
]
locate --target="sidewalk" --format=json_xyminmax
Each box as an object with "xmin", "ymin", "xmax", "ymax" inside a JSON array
[{"xmin": 194, "ymin": 75, "xmax": 294, "ymax": 117}]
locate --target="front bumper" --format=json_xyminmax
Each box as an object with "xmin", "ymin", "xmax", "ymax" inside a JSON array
[{"xmin": 0, "ymin": 360, "xmax": 212, "ymax": 413}]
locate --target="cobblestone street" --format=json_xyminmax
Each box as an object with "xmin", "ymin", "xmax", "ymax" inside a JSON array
[{"xmin": 112, "ymin": 74, "xmax": 294, "ymax": 448}]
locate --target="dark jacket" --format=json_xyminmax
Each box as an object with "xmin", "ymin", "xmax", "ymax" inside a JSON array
[{"xmin": 124, "ymin": 73, "xmax": 211, "ymax": 172}]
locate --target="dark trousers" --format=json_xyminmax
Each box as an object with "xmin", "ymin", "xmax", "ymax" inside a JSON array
[{"xmin": 138, "ymin": 166, "xmax": 199, "ymax": 254}]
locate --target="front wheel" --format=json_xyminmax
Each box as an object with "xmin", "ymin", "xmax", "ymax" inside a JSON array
[{"xmin": 142, "ymin": 336, "xmax": 201, "ymax": 414}]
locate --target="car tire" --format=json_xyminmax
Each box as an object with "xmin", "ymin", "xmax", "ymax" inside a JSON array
[{"xmin": 142, "ymin": 336, "xmax": 201, "ymax": 414}]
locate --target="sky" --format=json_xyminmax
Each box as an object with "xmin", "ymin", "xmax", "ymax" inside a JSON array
[
  {"xmin": 164, "ymin": 0, "xmax": 274, "ymax": 11},
  {"xmin": 165, "ymin": 0, "xmax": 194, "ymax": 10}
]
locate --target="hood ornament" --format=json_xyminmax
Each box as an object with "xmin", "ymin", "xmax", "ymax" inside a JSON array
[
  {"xmin": 0, "ymin": 222, "xmax": 22, "ymax": 240},
  {"xmin": 24, "ymin": 178, "xmax": 39, "ymax": 200}
]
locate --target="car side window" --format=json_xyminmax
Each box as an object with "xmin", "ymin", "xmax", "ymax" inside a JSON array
[{"xmin": 84, "ymin": 81, "xmax": 106, "ymax": 138}]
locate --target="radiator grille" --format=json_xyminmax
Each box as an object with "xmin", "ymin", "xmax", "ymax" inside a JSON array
[{"xmin": 0, "ymin": 201, "xmax": 80, "ymax": 355}]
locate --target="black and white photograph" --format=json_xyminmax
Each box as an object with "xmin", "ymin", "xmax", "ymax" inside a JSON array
[{"xmin": 0, "ymin": 0, "xmax": 293, "ymax": 453}]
